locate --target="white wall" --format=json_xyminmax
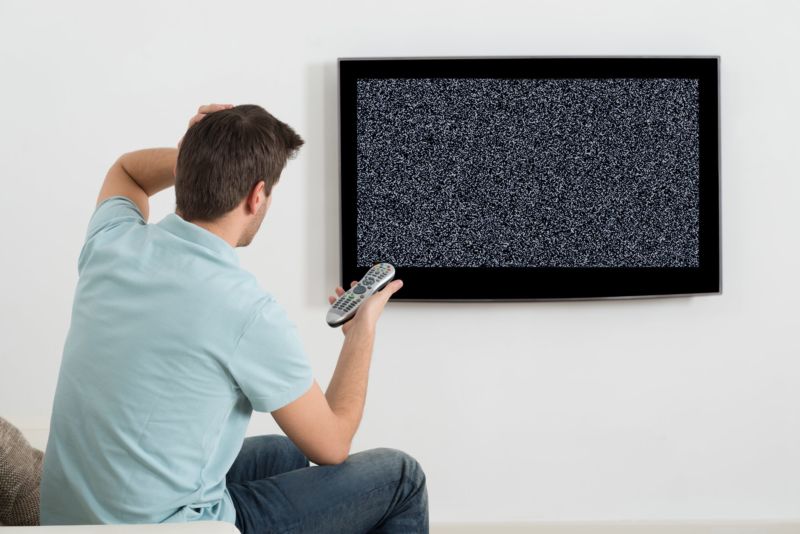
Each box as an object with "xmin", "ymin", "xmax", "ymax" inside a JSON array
[{"xmin": 1, "ymin": 0, "xmax": 798, "ymax": 524}]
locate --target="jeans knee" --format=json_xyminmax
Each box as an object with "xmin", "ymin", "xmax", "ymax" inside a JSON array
[{"xmin": 372, "ymin": 447, "xmax": 427, "ymax": 491}]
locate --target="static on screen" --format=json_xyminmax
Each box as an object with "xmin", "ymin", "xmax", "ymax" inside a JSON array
[{"xmin": 355, "ymin": 78, "xmax": 700, "ymax": 268}]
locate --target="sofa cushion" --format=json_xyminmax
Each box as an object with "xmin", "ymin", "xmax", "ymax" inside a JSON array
[{"xmin": 0, "ymin": 416, "xmax": 44, "ymax": 526}]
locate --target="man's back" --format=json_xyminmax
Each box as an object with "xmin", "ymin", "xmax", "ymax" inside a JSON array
[{"xmin": 40, "ymin": 196, "xmax": 313, "ymax": 525}]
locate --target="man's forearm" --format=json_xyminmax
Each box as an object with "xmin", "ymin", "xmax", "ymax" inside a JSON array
[
  {"xmin": 325, "ymin": 325, "xmax": 376, "ymax": 445},
  {"xmin": 118, "ymin": 148, "xmax": 178, "ymax": 197}
]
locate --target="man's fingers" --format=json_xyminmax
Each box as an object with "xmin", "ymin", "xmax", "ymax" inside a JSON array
[
  {"xmin": 376, "ymin": 279, "xmax": 403, "ymax": 302},
  {"xmin": 197, "ymin": 104, "xmax": 230, "ymax": 113},
  {"xmin": 189, "ymin": 104, "xmax": 234, "ymax": 129},
  {"xmin": 327, "ymin": 286, "xmax": 346, "ymax": 305},
  {"xmin": 198, "ymin": 103, "xmax": 233, "ymax": 114},
  {"xmin": 350, "ymin": 280, "xmax": 358, "ymax": 288},
  {"xmin": 188, "ymin": 113, "xmax": 205, "ymax": 128}
]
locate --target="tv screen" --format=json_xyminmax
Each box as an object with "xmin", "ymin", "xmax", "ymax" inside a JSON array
[{"xmin": 339, "ymin": 57, "xmax": 720, "ymax": 299}]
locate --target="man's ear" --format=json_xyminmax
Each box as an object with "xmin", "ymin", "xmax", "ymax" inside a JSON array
[{"xmin": 246, "ymin": 180, "xmax": 268, "ymax": 215}]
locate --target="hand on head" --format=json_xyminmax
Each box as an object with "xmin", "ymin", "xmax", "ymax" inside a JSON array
[{"xmin": 178, "ymin": 103, "xmax": 235, "ymax": 150}]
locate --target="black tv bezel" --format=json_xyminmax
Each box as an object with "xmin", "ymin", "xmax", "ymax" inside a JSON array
[{"xmin": 339, "ymin": 56, "xmax": 720, "ymax": 300}]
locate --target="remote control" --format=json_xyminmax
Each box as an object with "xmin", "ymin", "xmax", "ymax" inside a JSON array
[{"xmin": 326, "ymin": 263, "xmax": 396, "ymax": 327}]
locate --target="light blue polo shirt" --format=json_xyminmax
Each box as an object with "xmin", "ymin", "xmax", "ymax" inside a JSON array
[{"xmin": 40, "ymin": 196, "xmax": 314, "ymax": 525}]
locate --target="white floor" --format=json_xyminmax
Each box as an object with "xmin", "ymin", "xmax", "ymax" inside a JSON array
[{"xmin": 431, "ymin": 522, "xmax": 800, "ymax": 534}]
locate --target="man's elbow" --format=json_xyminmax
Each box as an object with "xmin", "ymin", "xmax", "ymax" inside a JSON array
[{"xmin": 310, "ymin": 442, "xmax": 351, "ymax": 466}]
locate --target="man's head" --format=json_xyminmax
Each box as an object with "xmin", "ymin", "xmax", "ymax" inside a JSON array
[{"xmin": 175, "ymin": 104, "xmax": 304, "ymax": 246}]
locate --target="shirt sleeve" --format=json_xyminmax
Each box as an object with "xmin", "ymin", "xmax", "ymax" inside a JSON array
[
  {"xmin": 229, "ymin": 299, "xmax": 314, "ymax": 413},
  {"xmin": 85, "ymin": 195, "xmax": 145, "ymax": 241}
]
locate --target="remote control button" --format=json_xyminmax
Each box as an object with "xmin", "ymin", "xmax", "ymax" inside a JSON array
[{"xmin": 353, "ymin": 285, "xmax": 366, "ymax": 294}]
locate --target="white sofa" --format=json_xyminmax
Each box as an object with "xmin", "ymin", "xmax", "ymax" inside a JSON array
[
  {"xmin": 1, "ymin": 524, "xmax": 239, "ymax": 533},
  {"xmin": 13, "ymin": 429, "xmax": 800, "ymax": 533}
]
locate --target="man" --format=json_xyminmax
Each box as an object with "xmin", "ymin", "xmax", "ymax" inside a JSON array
[{"xmin": 40, "ymin": 104, "xmax": 428, "ymax": 533}]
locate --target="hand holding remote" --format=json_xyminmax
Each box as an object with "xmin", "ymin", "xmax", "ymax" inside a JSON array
[{"xmin": 327, "ymin": 267, "xmax": 403, "ymax": 335}]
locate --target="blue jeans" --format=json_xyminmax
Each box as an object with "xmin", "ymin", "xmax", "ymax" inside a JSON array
[{"xmin": 226, "ymin": 435, "xmax": 429, "ymax": 533}]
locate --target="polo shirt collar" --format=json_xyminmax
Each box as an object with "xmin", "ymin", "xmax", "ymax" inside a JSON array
[{"xmin": 157, "ymin": 213, "xmax": 240, "ymax": 265}]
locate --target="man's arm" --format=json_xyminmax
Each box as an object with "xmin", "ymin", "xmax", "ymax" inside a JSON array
[
  {"xmin": 97, "ymin": 148, "xmax": 177, "ymax": 222},
  {"xmin": 272, "ymin": 324, "xmax": 377, "ymax": 465},
  {"xmin": 96, "ymin": 104, "xmax": 233, "ymax": 221},
  {"xmin": 272, "ymin": 280, "xmax": 403, "ymax": 465}
]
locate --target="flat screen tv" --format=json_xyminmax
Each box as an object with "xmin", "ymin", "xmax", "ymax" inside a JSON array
[{"xmin": 338, "ymin": 57, "xmax": 720, "ymax": 300}]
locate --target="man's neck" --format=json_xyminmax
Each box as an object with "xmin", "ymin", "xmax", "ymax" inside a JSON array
[{"xmin": 178, "ymin": 213, "xmax": 239, "ymax": 248}]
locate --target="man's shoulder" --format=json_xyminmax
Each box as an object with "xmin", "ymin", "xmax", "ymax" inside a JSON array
[{"xmin": 85, "ymin": 195, "xmax": 145, "ymax": 241}]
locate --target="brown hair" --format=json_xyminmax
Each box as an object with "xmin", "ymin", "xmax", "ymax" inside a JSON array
[{"xmin": 175, "ymin": 104, "xmax": 304, "ymax": 221}]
